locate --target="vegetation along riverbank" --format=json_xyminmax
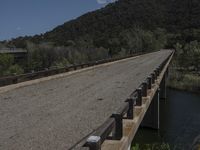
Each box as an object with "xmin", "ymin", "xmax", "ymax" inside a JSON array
[{"xmin": 168, "ymin": 42, "xmax": 200, "ymax": 94}]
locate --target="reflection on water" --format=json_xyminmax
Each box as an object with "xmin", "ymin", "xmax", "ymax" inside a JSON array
[{"xmin": 133, "ymin": 89, "xmax": 200, "ymax": 150}]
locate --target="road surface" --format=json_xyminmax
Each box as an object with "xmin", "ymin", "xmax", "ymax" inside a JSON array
[{"xmin": 0, "ymin": 50, "xmax": 172, "ymax": 150}]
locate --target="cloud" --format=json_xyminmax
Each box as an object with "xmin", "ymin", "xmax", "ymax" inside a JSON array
[
  {"xmin": 16, "ymin": 27, "xmax": 21, "ymax": 31},
  {"xmin": 96, "ymin": 0, "xmax": 117, "ymax": 5},
  {"xmin": 97, "ymin": 0, "xmax": 107, "ymax": 4}
]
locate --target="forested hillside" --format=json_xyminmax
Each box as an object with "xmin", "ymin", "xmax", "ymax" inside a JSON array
[
  {"xmin": 3, "ymin": 0, "xmax": 200, "ymax": 47},
  {"xmin": 0, "ymin": 0, "xmax": 200, "ymax": 92}
]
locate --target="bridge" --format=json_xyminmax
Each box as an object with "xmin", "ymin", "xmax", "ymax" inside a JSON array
[
  {"xmin": 0, "ymin": 48, "xmax": 27, "ymax": 62},
  {"xmin": 0, "ymin": 50, "xmax": 174, "ymax": 150}
]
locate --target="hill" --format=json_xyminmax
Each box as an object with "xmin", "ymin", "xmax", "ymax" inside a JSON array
[
  {"xmin": 0, "ymin": 0, "xmax": 199, "ymax": 88},
  {"xmin": 3, "ymin": 0, "xmax": 200, "ymax": 48}
]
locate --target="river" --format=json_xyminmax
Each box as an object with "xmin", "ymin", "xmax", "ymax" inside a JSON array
[{"xmin": 133, "ymin": 88, "xmax": 200, "ymax": 150}]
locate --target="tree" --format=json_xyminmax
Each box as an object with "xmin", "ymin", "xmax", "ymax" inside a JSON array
[
  {"xmin": 0, "ymin": 54, "xmax": 24, "ymax": 76},
  {"xmin": 5, "ymin": 65, "xmax": 24, "ymax": 75},
  {"xmin": 0, "ymin": 54, "xmax": 14, "ymax": 75}
]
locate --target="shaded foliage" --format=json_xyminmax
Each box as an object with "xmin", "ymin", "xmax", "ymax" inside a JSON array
[
  {"xmin": 0, "ymin": 54, "xmax": 24, "ymax": 76},
  {"xmin": 0, "ymin": 0, "xmax": 199, "ymax": 78}
]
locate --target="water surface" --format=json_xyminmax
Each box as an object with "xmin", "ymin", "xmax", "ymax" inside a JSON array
[{"xmin": 133, "ymin": 89, "xmax": 200, "ymax": 150}]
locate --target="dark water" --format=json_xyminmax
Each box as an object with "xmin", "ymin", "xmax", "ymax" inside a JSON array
[{"xmin": 133, "ymin": 89, "xmax": 200, "ymax": 150}]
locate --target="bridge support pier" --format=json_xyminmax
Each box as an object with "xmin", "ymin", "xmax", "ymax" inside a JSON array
[
  {"xmin": 141, "ymin": 89, "xmax": 160, "ymax": 129},
  {"xmin": 160, "ymin": 72, "xmax": 167, "ymax": 100}
]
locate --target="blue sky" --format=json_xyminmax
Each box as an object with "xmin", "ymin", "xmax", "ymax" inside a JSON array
[{"xmin": 0, "ymin": 0, "xmax": 115, "ymax": 41}]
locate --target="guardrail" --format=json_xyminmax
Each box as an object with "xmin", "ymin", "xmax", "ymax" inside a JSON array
[
  {"xmin": 70, "ymin": 51, "xmax": 174, "ymax": 150},
  {"xmin": 0, "ymin": 51, "xmax": 150, "ymax": 87},
  {"xmin": 0, "ymin": 50, "xmax": 173, "ymax": 150},
  {"xmin": 0, "ymin": 49, "xmax": 27, "ymax": 53}
]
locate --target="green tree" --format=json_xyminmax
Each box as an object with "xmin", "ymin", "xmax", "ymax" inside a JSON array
[
  {"xmin": 0, "ymin": 54, "xmax": 24, "ymax": 76},
  {"xmin": 4, "ymin": 65, "xmax": 24, "ymax": 75},
  {"xmin": 0, "ymin": 54, "xmax": 14, "ymax": 75}
]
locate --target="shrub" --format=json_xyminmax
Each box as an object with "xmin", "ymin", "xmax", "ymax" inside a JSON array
[
  {"xmin": 0, "ymin": 54, "xmax": 14, "ymax": 76},
  {"xmin": 4, "ymin": 65, "xmax": 24, "ymax": 76}
]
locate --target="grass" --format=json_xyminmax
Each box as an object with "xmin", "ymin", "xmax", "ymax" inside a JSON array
[
  {"xmin": 168, "ymin": 70, "xmax": 200, "ymax": 93},
  {"xmin": 132, "ymin": 143, "xmax": 171, "ymax": 150}
]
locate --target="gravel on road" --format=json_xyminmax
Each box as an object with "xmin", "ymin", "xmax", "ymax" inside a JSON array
[{"xmin": 0, "ymin": 50, "xmax": 172, "ymax": 150}]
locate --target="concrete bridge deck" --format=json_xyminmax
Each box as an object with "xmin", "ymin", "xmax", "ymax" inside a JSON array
[{"xmin": 0, "ymin": 50, "xmax": 172, "ymax": 150}]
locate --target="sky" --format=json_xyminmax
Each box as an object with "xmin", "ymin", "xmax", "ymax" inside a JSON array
[{"xmin": 0, "ymin": 0, "xmax": 116, "ymax": 41}]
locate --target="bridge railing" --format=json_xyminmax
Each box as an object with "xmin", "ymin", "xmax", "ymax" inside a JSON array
[
  {"xmin": 0, "ymin": 50, "xmax": 173, "ymax": 150},
  {"xmin": 0, "ymin": 51, "xmax": 151, "ymax": 87},
  {"xmin": 71, "ymin": 51, "xmax": 174, "ymax": 150}
]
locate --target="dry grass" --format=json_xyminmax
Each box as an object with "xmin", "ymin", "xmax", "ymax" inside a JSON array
[{"xmin": 168, "ymin": 67, "xmax": 200, "ymax": 93}]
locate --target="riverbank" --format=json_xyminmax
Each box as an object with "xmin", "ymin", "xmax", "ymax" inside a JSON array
[{"xmin": 168, "ymin": 68, "xmax": 200, "ymax": 94}]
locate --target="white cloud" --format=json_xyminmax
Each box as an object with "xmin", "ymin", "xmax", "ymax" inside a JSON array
[
  {"xmin": 16, "ymin": 27, "xmax": 21, "ymax": 31},
  {"xmin": 97, "ymin": 0, "xmax": 107, "ymax": 4},
  {"xmin": 97, "ymin": 0, "xmax": 117, "ymax": 5}
]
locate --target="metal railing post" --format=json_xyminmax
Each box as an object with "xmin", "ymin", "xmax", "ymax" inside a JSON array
[
  {"xmin": 155, "ymin": 69, "xmax": 160, "ymax": 79},
  {"xmin": 142, "ymin": 81, "xmax": 148, "ymax": 97},
  {"xmin": 85, "ymin": 136, "xmax": 101, "ymax": 150},
  {"xmin": 111, "ymin": 113, "xmax": 123, "ymax": 140},
  {"xmin": 151, "ymin": 73, "xmax": 155, "ymax": 84},
  {"xmin": 126, "ymin": 98, "xmax": 134, "ymax": 119},
  {"xmin": 136, "ymin": 88, "xmax": 142, "ymax": 106},
  {"xmin": 147, "ymin": 76, "xmax": 152, "ymax": 89},
  {"xmin": 156, "ymin": 67, "xmax": 160, "ymax": 76}
]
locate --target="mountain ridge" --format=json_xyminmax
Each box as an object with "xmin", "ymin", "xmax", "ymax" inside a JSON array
[{"xmin": 1, "ymin": 0, "xmax": 200, "ymax": 50}]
